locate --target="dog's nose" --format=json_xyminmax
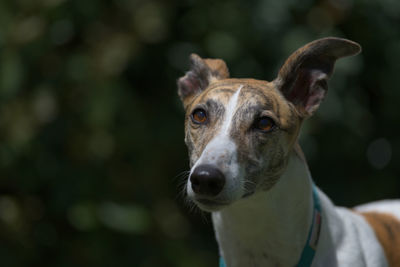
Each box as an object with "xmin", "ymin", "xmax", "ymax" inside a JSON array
[{"xmin": 190, "ymin": 164, "xmax": 225, "ymax": 196}]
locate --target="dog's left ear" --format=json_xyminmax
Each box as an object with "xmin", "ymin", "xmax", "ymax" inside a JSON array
[
  {"xmin": 178, "ymin": 54, "xmax": 230, "ymax": 108},
  {"xmin": 274, "ymin": 37, "xmax": 361, "ymax": 117}
]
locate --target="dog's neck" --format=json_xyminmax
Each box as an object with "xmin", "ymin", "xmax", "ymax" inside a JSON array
[{"xmin": 212, "ymin": 147, "xmax": 314, "ymax": 267}]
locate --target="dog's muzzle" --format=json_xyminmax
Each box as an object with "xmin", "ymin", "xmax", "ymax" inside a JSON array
[{"xmin": 190, "ymin": 164, "xmax": 226, "ymax": 196}]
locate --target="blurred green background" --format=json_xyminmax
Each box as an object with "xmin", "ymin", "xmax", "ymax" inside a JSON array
[{"xmin": 1, "ymin": 0, "xmax": 400, "ymax": 266}]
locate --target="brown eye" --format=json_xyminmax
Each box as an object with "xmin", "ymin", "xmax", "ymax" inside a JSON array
[
  {"xmin": 255, "ymin": 117, "xmax": 275, "ymax": 132},
  {"xmin": 191, "ymin": 109, "xmax": 207, "ymax": 124}
]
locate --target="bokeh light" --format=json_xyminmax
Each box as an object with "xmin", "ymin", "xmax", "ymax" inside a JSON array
[{"xmin": 0, "ymin": 0, "xmax": 399, "ymax": 266}]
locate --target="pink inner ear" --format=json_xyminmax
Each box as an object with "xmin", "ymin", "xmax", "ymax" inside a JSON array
[
  {"xmin": 287, "ymin": 69, "xmax": 328, "ymax": 114},
  {"xmin": 178, "ymin": 71, "xmax": 203, "ymax": 98},
  {"xmin": 305, "ymin": 86, "xmax": 326, "ymax": 113}
]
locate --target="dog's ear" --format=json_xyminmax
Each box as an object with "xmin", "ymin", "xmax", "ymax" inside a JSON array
[
  {"xmin": 274, "ymin": 37, "xmax": 361, "ymax": 117},
  {"xmin": 178, "ymin": 54, "xmax": 230, "ymax": 108}
]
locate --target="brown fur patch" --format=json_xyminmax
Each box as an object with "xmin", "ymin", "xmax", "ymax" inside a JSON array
[
  {"xmin": 203, "ymin": 58, "xmax": 230, "ymax": 80},
  {"xmin": 361, "ymin": 211, "xmax": 400, "ymax": 266},
  {"xmin": 177, "ymin": 54, "xmax": 230, "ymax": 108}
]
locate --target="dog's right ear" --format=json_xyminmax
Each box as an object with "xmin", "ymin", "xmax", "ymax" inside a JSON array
[{"xmin": 177, "ymin": 54, "xmax": 230, "ymax": 108}]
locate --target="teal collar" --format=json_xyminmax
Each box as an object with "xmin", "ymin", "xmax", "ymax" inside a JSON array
[{"xmin": 219, "ymin": 184, "xmax": 322, "ymax": 267}]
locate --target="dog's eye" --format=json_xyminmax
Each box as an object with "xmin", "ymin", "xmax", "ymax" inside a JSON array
[
  {"xmin": 191, "ymin": 109, "xmax": 207, "ymax": 124},
  {"xmin": 255, "ymin": 116, "xmax": 275, "ymax": 132}
]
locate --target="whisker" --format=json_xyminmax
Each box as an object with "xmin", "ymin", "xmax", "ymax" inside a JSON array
[
  {"xmin": 184, "ymin": 197, "xmax": 200, "ymax": 215},
  {"xmin": 174, "ymin": 170, "xmax": 191, "ymax": 182},
  {"xmin": 199, "ymin": 210, "xmax": 210, "ymax": 224},
  {"xmin": 174, "ymin": 170, "xmax": 191, "ymax": 202},
  {"xmin": 176, "ymin": 181, "xmax": 188, "ymax": 201},
  {"xmin": 242, "ymin": 179, "xmax": 257, "ymax": 193},
  {"xmin": 173, "ymin": 169, "xmax": 211, "ymax": 223},
  {"xmin": 174, "ymin": 170, "xmax": 205, "ymax": 217}
]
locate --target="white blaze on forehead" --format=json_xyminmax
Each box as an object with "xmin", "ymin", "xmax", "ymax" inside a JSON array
[
  {"xmin": 188, "ymin": 85, "xmax": 244, "ymax": 200},
  {"xmin": 221, "ymin": 85, "xmax": 243, "ymax": 134},
  {"xmin": 190, "ymin": 85, "xmax": 243, "ymax": 177}
]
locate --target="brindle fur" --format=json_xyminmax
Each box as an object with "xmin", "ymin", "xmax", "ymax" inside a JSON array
[
  {"xmin": 185, "ymin": 80, "xmax": 300, "ymax": 194},
  {"xmin": 177, "ymin": 37, "xmax": 400, "ymax": 266},
  {"xmin": 178, "ymin": 37, "xmax": 361, "ymax": 200}
]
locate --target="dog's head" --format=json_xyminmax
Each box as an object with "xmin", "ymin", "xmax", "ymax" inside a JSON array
[{"xmin": 178, "ymin": 37, "xmax": 361, "ymax": 212}]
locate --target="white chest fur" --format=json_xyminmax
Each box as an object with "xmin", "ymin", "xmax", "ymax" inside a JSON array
[
  {"xmin": 212, "ymin": 152, "xmax": 313, "ymax": 267},
  {"xmin": 211, "ymin": 152, "xmax": 388, "ymax": 267}
]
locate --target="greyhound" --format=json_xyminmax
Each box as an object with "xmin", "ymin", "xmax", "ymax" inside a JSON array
[{"xmin": 177, "ymin": 37, "xmax": 400, "ymax": 267}]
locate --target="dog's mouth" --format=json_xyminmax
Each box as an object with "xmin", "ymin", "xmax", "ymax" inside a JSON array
[
  {"xmin": 193, "ymin": 198, "xmax": 230, "ymax": 211},
  {"xmin": 192, "ymin": 189, "xmax": 256, "ymax": 212}
]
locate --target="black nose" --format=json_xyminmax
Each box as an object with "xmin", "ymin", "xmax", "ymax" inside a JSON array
[{"xmin": 190, "ymin": 164, "xmax": 225, "ymax": 196}]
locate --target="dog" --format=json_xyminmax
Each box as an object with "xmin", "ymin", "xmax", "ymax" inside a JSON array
[{"xmin": 177, "ymin": 37, "xmax": 400, "ymax": 267}]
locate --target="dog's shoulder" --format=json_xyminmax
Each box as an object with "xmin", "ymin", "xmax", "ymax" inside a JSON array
[{"xmin": 356, "ymin": 200, "xmax": 400, "ymax": 267}]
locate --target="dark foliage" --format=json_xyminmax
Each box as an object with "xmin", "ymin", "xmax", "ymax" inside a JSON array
[{"xmin": 0, "ymin": 0, "xmax": 399, "ymax": 266}]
